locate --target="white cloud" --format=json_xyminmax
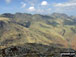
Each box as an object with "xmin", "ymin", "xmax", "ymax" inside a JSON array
[
  {"xmin": 41, "ymin": 1, "xmax": 48, "ymax": 6},
  {"xmin": 5, "ymin": 0, "xmax": 11, "ymax": 4},
  {"xmin": 21, "ymin": 2, "xmax": 26, "ymax": 8},
  {"xmin": 54, "ymin": 0, "xmax": 76, "ymax": 7},
  {"xmin": 36, "ymin": 8, "xmax": 51, "ymax": 14},
  {"xmin": 24, "ymin": 0, "xmax": 38, "ymax": 6},
  {"xmin": 69, "ymin": 0, "xmax": 76, "ymax": 2},
  {"xmin": 48, "ymin": 8, "xmax": 51, "ymax": 11},
  {"xmin": 28, "ymin": 6, "xmax": 36, "ymax": 11},
  {"xmin": 54, "ymin": 3, "xmax": 76, "ymax": 7},
  {"xmin": 52, "ymin": 0, "xmax": 76, "ymax": 15}
]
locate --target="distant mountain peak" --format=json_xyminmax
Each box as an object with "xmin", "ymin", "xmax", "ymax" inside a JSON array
[
  {"xmin": 51, "ymin": 13, "xmax": 70, "ymax": 19},
  {"xmin": 1, "ymin": 13, "xmax": 14, "ymax": 18}
]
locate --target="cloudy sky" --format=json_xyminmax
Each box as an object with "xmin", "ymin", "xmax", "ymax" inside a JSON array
[{"xmin": 0, "ymin": 0, "xmax": 76, "ymax": 15}]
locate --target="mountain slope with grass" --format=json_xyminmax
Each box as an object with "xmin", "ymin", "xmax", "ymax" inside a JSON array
[{"xmin": 0, "ymin": 13, "xmax": 76, "ymax": 50}]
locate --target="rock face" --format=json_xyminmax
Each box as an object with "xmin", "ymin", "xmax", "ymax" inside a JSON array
[
  {"xmin": 0, "ymin": 44, "xmax": 76, "ymax": 57},
  {"xmin": 0, "ymin": 20, "xmax": 10, "ymax": 37},
  {"xmin": 0, "ymin": 21, "xmax": 9, "ymax": 29},
  {"xmin": 0, "ymin": 21, "xmax": 5, "ymax": 28}
]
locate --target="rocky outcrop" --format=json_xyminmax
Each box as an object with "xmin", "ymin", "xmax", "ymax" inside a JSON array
[{"xmin": 0, "ymin": 43, "xmax": 76, "ymax": 57}]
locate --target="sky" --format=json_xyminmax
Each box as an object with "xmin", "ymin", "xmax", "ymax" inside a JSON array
[{"xmin": 0, "ymin": 0, "xmax": 76, "ymax": 15}]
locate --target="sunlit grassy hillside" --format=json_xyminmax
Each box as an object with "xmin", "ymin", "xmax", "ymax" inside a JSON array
[{"xmin": 0, "ymin": 13, "xmax": 76, "ymax": 50}]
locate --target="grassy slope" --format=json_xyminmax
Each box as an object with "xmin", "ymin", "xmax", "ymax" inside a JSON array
[
  {"xmin": 0, "ymin": 17, "xmax": 69, "ymax": 49},
  {"xmin": 0, "ymin": 13, "xmax": 76, "ymax": 50}
]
